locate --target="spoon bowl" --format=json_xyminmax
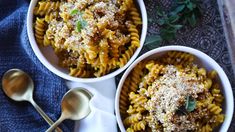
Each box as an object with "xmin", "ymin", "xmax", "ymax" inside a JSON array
[
  {"xmin": 46, "ymin": 88, "xmax": 92, "ymax": 132},
  {"xmin": 2, "ymin": 69, "xmax": 62, "ymax": 131},
  {"xmin": 61, "ymin": 88, "xmax": 92, "ymax": 120},
  {"xmin": 2, "ymin": 69, "xmax": 34, "ymax": 101}
]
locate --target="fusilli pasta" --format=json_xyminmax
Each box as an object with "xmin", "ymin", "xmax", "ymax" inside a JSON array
[
  {"xmin": 120, "ymin": 51, "xmax": 224, "ymax": 132},
  {"xmin": 33, "ymin": 0, "xmax": 142, "ymax": 78}
]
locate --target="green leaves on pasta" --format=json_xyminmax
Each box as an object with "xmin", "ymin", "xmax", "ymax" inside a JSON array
[
  {"xmin": 176, "ymin": 95, "xmax": 196, "ymax": 115},
  {"xmin": 76, "ymin": 21, "xmax": 82, "ymax": 32},
  {"xmin": 70, "ymin": 9, "xmax": 79, "ymax": 15},
  {"xmin": 76, "ymin": 20, "xmax": 87, "ymax": 32},
  {"xmin": 72, "ymin": 9, "xmax": 87, "ymax": 32},
  {"xmin": 70, "ymin": 9, "xmax": 83, "ymax": 16},
  {"xmin": 185, "ymin": 95, "xmax": 196, "ymax": 112}
]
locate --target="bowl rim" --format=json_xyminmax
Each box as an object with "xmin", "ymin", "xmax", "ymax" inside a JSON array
[
  {"xmin": 26, "ymin": 0, "xmax": 148, "ymax": 83},
  {"xmin": 115, "ymin": 45, "xmax": 234, "ymax": 132}
]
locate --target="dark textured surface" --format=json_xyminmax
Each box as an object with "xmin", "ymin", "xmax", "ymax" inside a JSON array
[
  {"xmin": 0, "ymin": 0, "xmax": 74, "ymax": 131},
  {"xmin": 117, "ymin": 0, "xmax": 235, "ymax": 131}
]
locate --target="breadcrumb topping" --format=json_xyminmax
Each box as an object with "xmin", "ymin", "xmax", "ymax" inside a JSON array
[
  {"xmin": 145, "ymin": 65, "xmax": 204, "ymax": 132},
  {"xmin": 46, "ymin": 0, "xmax": 121, "ymax": 52}
]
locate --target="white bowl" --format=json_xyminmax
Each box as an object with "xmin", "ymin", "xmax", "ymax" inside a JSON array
[
  {"xmin": 115, "ymin": 46, "xmax": 234, "ymax": 132},
  {"xmin": 27, "ymin": 0, "xmax": 147, "ymax": 83}
]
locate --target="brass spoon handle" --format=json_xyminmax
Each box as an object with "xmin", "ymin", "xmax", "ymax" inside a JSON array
[
  {"xmin": 46, "ymin": 115, "xmax": 65, "ymax": 132},
  {"xmin": 30, "ymin": 99, "xmax": 63, "ymax": 132}
]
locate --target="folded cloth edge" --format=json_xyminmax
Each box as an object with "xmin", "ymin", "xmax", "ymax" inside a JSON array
[{"xmin": 66, "ymin": 78, "xmax": 117, "ymax": 132}]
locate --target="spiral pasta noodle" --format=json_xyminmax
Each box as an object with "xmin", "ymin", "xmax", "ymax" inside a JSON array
[
  {"xmin": 69, "ymin": 68, "xmax": 91, "ymax": 78},
  {"xmin": 44, "ymin": 12, "xmax": 59, "ymax": 23},
  {"xmin": 130, "ymin": 120, "xmax": 146, "ymax": 131},
  {"xmin": 130, "ymin": 7, "xmax": 142, "ymax": 26},
  {"xmin": 123, "ymin": 113, "xmax": 142, "ymax": 126},
  {"xmin": 34, "ymin": 17, "xmax": 46, "ymax": 46},
  {"xmin": 118, "ymin": 0, "xmax": 133, "ymax": 15},
  {"xmin": 200, "ymin": 124, "xmax": 212, "ymax": 132},
  {"xmin": 118, "ymin": 45, "xmax": 137, "ymax": 67},
  {"xmin": 128, "ymin": 22, "xmax": 140, "ymax": 47},
  {"xmin": 34, "ymin": 1, "xmax": 60, "ymax": 16},
  {"xmin": 120, "ymin": 77, "xmax": 131, "ymax": 116},
  {"xmin": 129, "ymin": 63, "xmax": 145, "ymax": 92},
  {"xmin": 99, "ymin": 39, "xmax": 109, "ymax": 67}
]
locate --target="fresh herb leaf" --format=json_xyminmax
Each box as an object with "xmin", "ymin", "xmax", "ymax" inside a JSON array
[
  {"xmin": 80, "ymin": 20, "xmax": 87, "ymax": 27},
  {"xmin": 70, "ymin": 9, "xmax": 83, "ymax": 16},
  {"xmin": 174, "ymin": 5, "xmax": 185, "ymax": 13},
  {"xmin": 169, "ymin": 15, "xmax": 180, "ymax": 23},
  {"xmin": 161, "ymin": 30, "xmax": 175, "ymax": 41},
  {"xmin": 70, "ymin": 9, "xmax": 79, "ymax": 15},
  {"xmin": 172, "ymin": 24, "xmax": 183, "ymax": 30},
  {"xmin": 145, "ymin": 35, "xmax": 162, "ymax": 46},
  {"xmin": 150, "ymin": 0, "xmax": 201, "ymax": 45},
  {"xmin": 185, "ymin": 95, "xmax": 196, "ymax": 112},
  {"xmin": 187, "ymin": 2, "xmax": 194, "ymax": 11},
  {"xmin": 76, "ymin": 19, "xmax": 87, "ymax": 32},
  {"xmin": 177, "ymin": 0, "xmax": 201, "ymax": 27},
  {"xmin": 76, "ymin": 20, "xmax": 82, "ymax": 32}
]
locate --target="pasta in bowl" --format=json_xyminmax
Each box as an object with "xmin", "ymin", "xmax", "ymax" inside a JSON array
[
  {"xmin": 115, "ymin": 46, "xmax": 234, "ymax": 132},
  {"xmin": 27, "ymin": 0, "xmax": 147, "ymax": 82}
]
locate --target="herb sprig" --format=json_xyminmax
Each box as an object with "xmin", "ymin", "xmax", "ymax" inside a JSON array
[
  {"xmin": 76, "ymin": 20, "xmax": 87, "ymax": 32},
  {"xmin": 70, "ymin": 9, "xmax": 87, "ymax": 32},
  {"xmin": 145, "ymin": 0, "xmax": 201, "ymax": 47},
  {"xmin": 185, "ymin": 95, "xmax": 196, "ymax": 112},
  {"xmin": 175, "ymin": 0, "xmax": 201, "ymax": 27},
  {"xmin": 176, "ymin": 95, "xmax": 196, "ymax": 115}
]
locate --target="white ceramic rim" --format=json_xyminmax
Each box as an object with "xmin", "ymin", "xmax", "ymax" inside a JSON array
[
  {"xmin": 115, "ymin": 45, "xmax": 234, "ymax": 132},
  {"xmin": 27, "ymin": 0, "xmax": 148, "ymax": 83}
]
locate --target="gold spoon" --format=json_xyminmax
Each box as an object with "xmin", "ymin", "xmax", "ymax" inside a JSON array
[
  {"xmin": 2, "ymin": 69, "xmax": 62, "ymax": 132},
  {"xmin": 46, "ymin": 88, "xmax": 92, "ymax": 132}
]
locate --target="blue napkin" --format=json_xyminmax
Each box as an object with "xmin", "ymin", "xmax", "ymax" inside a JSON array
[{"xmin": 0, "ymin": 0, "xmax": 74, "ymax": 131}]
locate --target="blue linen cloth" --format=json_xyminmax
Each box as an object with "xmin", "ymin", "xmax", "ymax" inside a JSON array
[{"xmin": 0, "ymin": 0, "xmax": 74, "ymax": 131}]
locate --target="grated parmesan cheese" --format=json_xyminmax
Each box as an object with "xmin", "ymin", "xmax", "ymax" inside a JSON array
[
  {"xmin": 145, "ymin": 65, "xmax": 204, "ymax": 132},
  {"xmin": 46, "ymin": 0, "xmax": 120, "ymax": 52}
]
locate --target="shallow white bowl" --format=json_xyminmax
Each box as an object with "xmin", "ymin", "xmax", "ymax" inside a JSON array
[
  {"xmin": 27, "ymin": 0, "xmax": 147, "ymax": 83},
  {"xmin": 115, "ymin": 46, "xmax": 234, "ymax": 132}
]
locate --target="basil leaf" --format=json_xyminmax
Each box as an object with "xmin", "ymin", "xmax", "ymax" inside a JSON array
[
  {"xmin": 71, "ymin": 9, "xmax": 83, "ymax": 16},
  {"xmin": 76, "ymin": 21, "xmax": 82, "ymax": 32},
  {"xmin": 185, "ymin": 95, "xmax": 196, "ymax": 112},
  {"xmin": 70, "ymin": 9, "xmax": 78, "ymax": 15},
  {"xmin": 76, "ymin": 20, "xmax": 87, "ymax": 32}
]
